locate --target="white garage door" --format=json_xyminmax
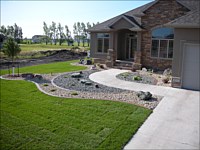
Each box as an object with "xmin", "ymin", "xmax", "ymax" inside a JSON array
[{"xmin": 182, "ymin": 43, "xmax": 200, "ymax": 91}]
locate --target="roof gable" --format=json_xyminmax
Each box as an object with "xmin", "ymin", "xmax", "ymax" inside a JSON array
[
  {"xmin": 109, "ymin": 15, "xmax": 142, "ymax": 31},
  {"xmin": 165, "ymin": 10, "xmax": 200, "ymax": 28},
  {"xmin": 88, "ymin": 0, "xmax": 199, "ymax": 32}
]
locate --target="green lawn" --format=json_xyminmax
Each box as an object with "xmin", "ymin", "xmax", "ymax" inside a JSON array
[
  {"xmin": 0, "ymin": 60, "xmax": 87, "ymax": 75},
  {"xmin": 0, "ymin": 79, "xmax": 151, "ymax": 150}
]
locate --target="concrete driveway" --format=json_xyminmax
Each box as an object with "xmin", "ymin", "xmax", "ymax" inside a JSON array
[{"xmin": 89, "ymin": 69, "xmax": 199, "ymax": 149}]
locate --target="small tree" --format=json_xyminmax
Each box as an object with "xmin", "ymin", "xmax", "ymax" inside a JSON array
[{"xmin": 3, "ymin": 37, "xmax": 21, "ymax": 76}]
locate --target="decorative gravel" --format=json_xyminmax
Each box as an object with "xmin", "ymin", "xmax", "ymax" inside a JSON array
[
  {"xmin": 116, "ymin": 72, "xmax": 158, "ymax": 85},
  {"xmin": 1, "ymin": 69, "xmax": 163, "ymax": 110},
  {"xmin": 53, "ymin": 70, "xmax": 127, "ymax": 94}
]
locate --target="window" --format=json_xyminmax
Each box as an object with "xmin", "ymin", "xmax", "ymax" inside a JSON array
[
  {"xmin": 151, "ymin": 28, "xmax": 174, "ymax": 59},
  {"xmin": 97, "ymin": 33, "xmax": 109, "ymax": 53}
]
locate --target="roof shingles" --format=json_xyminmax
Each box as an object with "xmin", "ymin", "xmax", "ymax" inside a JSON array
[{"xmin": 88, "ymin": 0, "xmax": 199, "ymax": 31}]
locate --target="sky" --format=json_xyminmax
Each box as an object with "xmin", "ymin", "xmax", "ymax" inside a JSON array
[{"xmin": 1, "ymin": 0, "xmax": 152, "ymax": 39}]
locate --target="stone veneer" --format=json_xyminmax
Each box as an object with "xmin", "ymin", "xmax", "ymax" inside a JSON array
[{"xmin": 140, "ymin": 0, "xmax": 189, "ymax": 70}]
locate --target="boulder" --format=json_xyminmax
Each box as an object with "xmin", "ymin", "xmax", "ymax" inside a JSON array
[
  {"xmin": 163, "ymin": 68, "xmax": 172, "ymax": 76},
  {"xmin": 71, "ymin": 73, "xmax": 82, "ymax": 78},
  {"xmin": 34, "ymin": 74, "xmax": 43, "ymax": 80},
  {"xmin": 21, "ymin": 73, "xmax": 34, "ymax": 79},
  {"xmin": 137, "ymin": 91, "xmax": 152, "ymax": 101},
  {"xmin": 86, "ymin": 60, "xmax": 92, "ymax": 65}
]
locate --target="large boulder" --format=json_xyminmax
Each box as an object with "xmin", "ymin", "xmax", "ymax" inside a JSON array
[
  {"xmin": 34, "ymin": 74, "xmax": 43, "ymax": 80},
  {"xmin": 163, "ymin": 68, "xmax": 172, "ymax": 76},
  {"xmin": 137, "ymin": 91, "xmax": 152, "ymax": 101},
  {"xmin": 21, "ymin": 73, "xmax": 34, "ymax": 79},
  {"xmin": 71, "ymin": 73, "xmax": 82, "ymax": 78}
]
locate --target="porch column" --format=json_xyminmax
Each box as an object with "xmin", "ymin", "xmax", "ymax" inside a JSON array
[{"xmin": 106, "ymin": 49, "xmax": 115, "ymax": 67}]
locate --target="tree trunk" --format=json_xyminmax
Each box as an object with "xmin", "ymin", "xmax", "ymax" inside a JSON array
[
  {"xmin": 12, "ymin": 57, "xmax": 15, "ymax": 76},
  {"xmin": 87, "ymin": 39, "xmax": 90, "ymax": 47}
]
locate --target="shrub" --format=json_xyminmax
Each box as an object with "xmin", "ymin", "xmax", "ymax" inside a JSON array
[
  {"xmin": 71, "ymin": 92, "xmax": 78, "ymax": 95},
  {"xmin": 50, "ymin": 89, "xmax": 56, "ymax": 92},
  {"xmin": 162, "ymin": 76, "xmax": 170, "ymax": 83},
  {"xmin": 133, "ymin": 76, "xmax": 142, "ymax": 81},
  {"xmin": 43, "ymin": 84, "xmax": 49, "ymax": 86}
]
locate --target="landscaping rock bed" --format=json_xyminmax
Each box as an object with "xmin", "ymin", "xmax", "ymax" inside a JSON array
[
  {"xmin": 53, "ymin": 70, "xmax": 127, "ymax": 94},
  {"xmin": 1, "ymin": 69, "xmax": 163, "ymax": 110},
  {"xmin": 116, "ymin": 70, "xmax": 172, "ymax": 87},
  {"xmin": 116, "ymin": 72, "xmax": 157, "ymax": 85}
]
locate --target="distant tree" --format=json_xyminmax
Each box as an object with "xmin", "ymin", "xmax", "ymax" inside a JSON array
[
  {"xmin": 86, "ymin": 22, "xmax": 92, "ymax": 47},
  {"xmin": 3, "ymin": 37, "xmax": 21, "ymax": 76},
  {"xmin": 48, "ymin": 27, "xmax": 53, "ymax": 45},
  {"xmin": 73, "ymin": 23, "xmax": 78, "ymax": 46},
  {"xmin": 0, "ymin": 25, "xmax": 7, "ymax": 35},
  {"xmin": 1, "ymin": 24, "xmax": 23, "ymax": 43},
  {"xmin": 14, "ymin": 23, "xmax": 19, "ymax": 41},
  {"xmin": 18, "ymin": 27, "xmax": 23, "ymax": 43},
  {"xmin": 57, "ymin": 23, "xmax": 64, "ymax": 45},
  {"xmin": 64, "ymin": 25, "xmax": 71, "ymax": 46},
  {"xmin": 43, "ymin": 22, "xmax": 49, "ymax": 45},
  {"xmin": 73, "ymin": 22, "xmax": 82, "ymax": 46},
  {"xmin": 81, "ymin": 22, "xmax": 86, "ymax": 47},
  {"xmin": 50, "ymin": 21, "xmax": 57, "ymax": 45}
]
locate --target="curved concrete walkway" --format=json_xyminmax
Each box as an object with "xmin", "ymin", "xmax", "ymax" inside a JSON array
[{"xmin": 89, "ymin": 69, "xmax": 199, "ymax": 149}]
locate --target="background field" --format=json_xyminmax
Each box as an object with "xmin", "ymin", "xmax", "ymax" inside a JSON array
[{"xmin": 19, "ymin": 42, "xmax": 90, "ymax": 52}]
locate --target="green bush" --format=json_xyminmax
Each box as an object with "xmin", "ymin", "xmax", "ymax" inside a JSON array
[
  {"xmin": 133, "ymin": 76, "xmax": 142, "ymax": 81},
  {"xmin": 71, "ymin": 92, "xmax": 78, "ymax": 95}
]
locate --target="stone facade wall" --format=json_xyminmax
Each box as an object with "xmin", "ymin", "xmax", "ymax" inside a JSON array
[{"xmin": 140, "ymin": 0, "xmax": 189, "ymax": 70}]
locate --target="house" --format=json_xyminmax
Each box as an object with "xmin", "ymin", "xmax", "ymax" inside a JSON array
[
  {"xmin": 32, "ymin": 35, "xmax": 47, "ymax": 43},
  {"xmin": 88, "ymin": 0, "xmax": 200, "ymax": 90}
]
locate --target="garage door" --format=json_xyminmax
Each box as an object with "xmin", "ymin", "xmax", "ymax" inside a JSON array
[{"xmin": 182, "ymin": 43, "xmax": 200, "ymax": 91}]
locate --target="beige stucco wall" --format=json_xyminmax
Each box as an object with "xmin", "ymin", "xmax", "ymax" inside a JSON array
[
  {"xmin": 172, "ymin": 28, "xmax": 200, "ymax": 77},
  {"xmin": 112, "ymin": 18, "xmax": 133, "ymax": 30},
  {"xmin": 90, "ymin": 32, "xmax": 114, "ymax": 59}
]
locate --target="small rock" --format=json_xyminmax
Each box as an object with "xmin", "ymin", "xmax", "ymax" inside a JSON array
[
  {"xmin": 80, "ymin": 79, "xmax": 88, "ymax": 84},
  {"xmin": 95, "ymin": 84, "xmax": 99, "ymax": 88},
  {"xmin": 142, "ymin": 68, "xmax": 147, "ymax": 72},
  {"xmin": 85, "ymin": 81, "xmax": 92, "ymax": 85}
]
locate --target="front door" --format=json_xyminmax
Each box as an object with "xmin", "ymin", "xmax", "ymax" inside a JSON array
[{"xmin": 125, "ymin": 34, "xmax": 137, "ymax": 60}]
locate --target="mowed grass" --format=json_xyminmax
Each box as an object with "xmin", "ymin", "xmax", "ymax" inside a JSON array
[
  {"xmin": 0, "ymin": 79, "xmax": 152, "ymax": 149},
  {"xmin": 0, "ymin": 60, "xmax": 87, "ymax": 75}
]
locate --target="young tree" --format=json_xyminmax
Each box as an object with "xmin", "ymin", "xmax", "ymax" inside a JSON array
[
  {"xmin": 2, "ymin": 37, "xmax": 21, "ymax": 76},
  {"xmin": 43, "ymin": 22, "xmax": 49, "ymax": 45}
]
